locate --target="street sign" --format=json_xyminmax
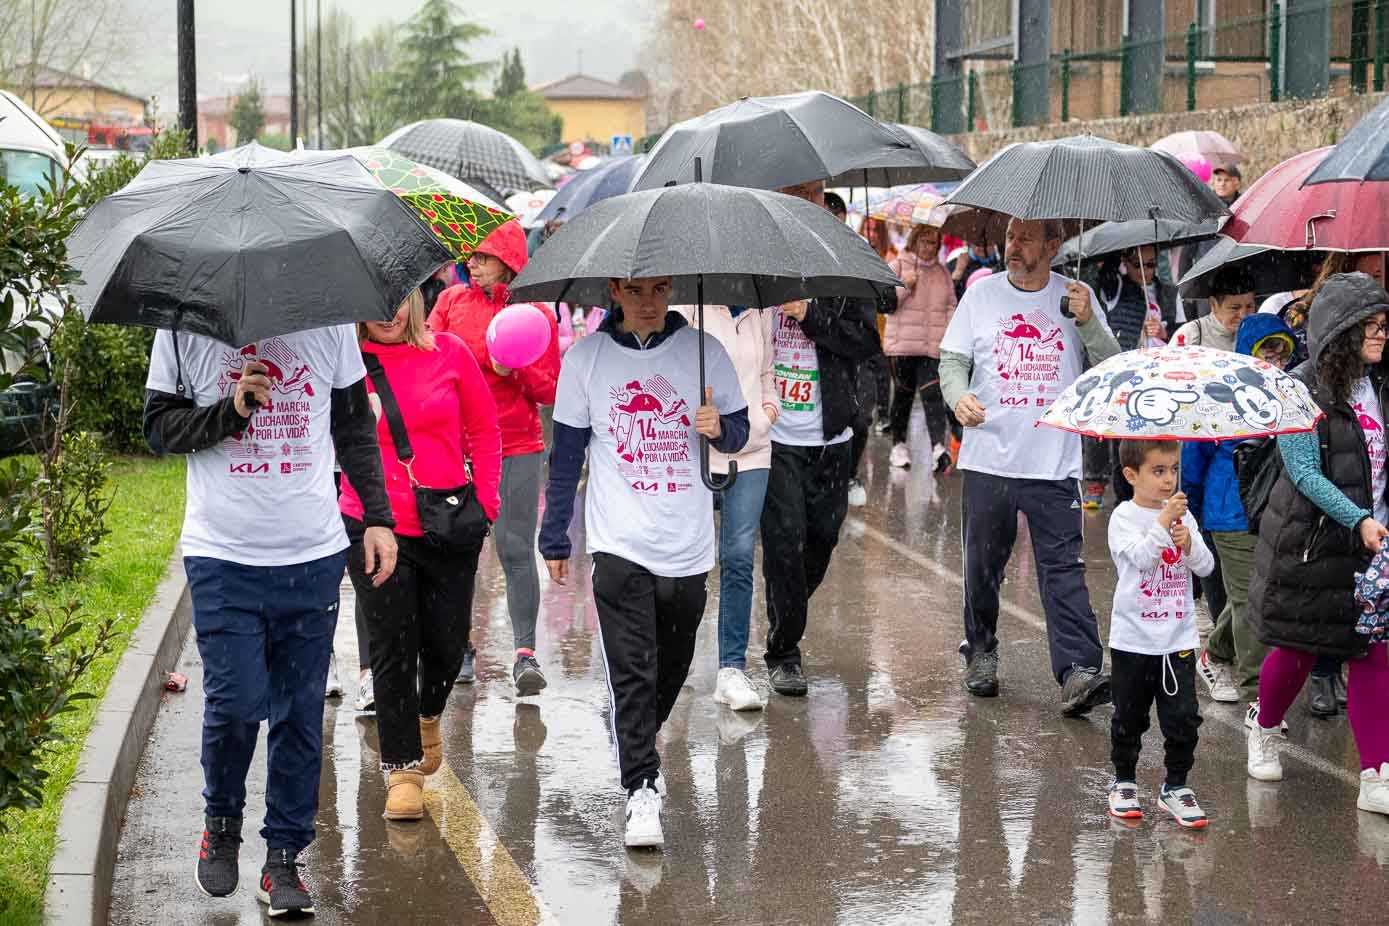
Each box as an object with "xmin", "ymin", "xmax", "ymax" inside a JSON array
[{"xmin": 611, "ymin": 134, "xmax": 634, "ymax": 156}]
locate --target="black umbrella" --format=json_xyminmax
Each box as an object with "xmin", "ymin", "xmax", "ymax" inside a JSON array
[
  {"xmin": 1176, "ymin": 235, "xmax": 1321, "ymax": 299},
  {"xmin": 380, "ymin": 118, "xmax": 552, "ymax": 193},
  {"xmin": 943, "ymin": 134, "xmax": 1229, "ymax": 225},
  {"xmin": 68, "ymin": 142, "xmax": 453, "ymax": 348},
  {"xmin": 1303, "ymin": 94, "xmax": 1389, "ymax": 185},
  {"xmin": 630, "ymin": 91, "xmax": 938, "ymax": 192},
  {"xmin": 536, "ymin": 155, "xmax": 645, "ymax": 224},
  {"xmin": 882, "ymin": 124, "xmax": 976, "ymax": 183},
  {"xmin": 1052, "ymin": 218, "xmax": 1219, "ymax": 267},
  {"xmin": 509, "ymin": 171, "xmax": 900, "ymax": 490}
]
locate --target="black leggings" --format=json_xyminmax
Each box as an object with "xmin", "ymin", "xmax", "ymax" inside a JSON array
[
  {"xmin": 345, "ymin": 524, "xmax": 481, "ymax": 769},
  {"xmin": 887, "ymin": 356, "xmax": 951, "ymax": 447}
]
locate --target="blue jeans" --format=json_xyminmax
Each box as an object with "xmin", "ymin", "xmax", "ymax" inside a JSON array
[
  {"xmin": 186, "ymin": 550, "xmax": 346, "ymax": 853},
  {"xmin": 717, "ymin": 467, "xmax": 770, "ymax": 670}
]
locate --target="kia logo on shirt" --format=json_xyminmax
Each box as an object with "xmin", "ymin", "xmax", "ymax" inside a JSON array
[{"xmin": 229, "ymin": 462, "xmax": 270, "ymax": 474}]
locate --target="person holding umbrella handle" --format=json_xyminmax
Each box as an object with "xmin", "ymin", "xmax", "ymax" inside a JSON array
[{"xmin": 539, "ymin": 275, "xmax": 748, "ymax": 850}]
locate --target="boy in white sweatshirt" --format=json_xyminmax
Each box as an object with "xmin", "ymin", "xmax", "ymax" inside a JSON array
[{"xmin": 1106, "ymin": 438, "xmax": 1216, "ymax": 828}]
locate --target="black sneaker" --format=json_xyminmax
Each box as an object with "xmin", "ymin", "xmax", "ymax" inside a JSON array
[
  {"xmin": 513, "ymin": 654, "xmax": 548, "ymax": 697},
  {"xmin": 456, "ymin": 645, "xmax": 477, "ymax": 685},
  {"xmin": 195, "ymin": 815, "xmax": 242, "ymax": 897},
  {"xmin": 1307, "ymin": 674, "xmax": 1338, "ymax": 717},
  {"xmin": 964, "ymin": 651, "xmax": 999, "ymax": 697},
  {"xmin": 1334, "ymin": 672, "xmax": 1349, "ymax": 707},
  {"xmin": 257, "ymin": 849, "xmax": 314, "ymax": 918},
  {"xmin": 768, "ymin": 663, "xmax": 808, "ymax": 697},
  {"xmin": 1061, "ymin": 666, "xmax": 1112, "ymax": 717}
]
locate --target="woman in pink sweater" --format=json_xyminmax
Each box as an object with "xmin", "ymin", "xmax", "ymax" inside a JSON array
[
  {"xmin": 339, "ymin": 288, "xmax": 502, "ymax": 822},
  {"xmin": 885, "ymin": 224, "xmax": 958, "ymax": 473}
]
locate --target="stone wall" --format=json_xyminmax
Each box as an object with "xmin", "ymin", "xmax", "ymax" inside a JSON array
[{"xmin": 950, "ymin": 91, "xmax": 1386, "ymax": 183}]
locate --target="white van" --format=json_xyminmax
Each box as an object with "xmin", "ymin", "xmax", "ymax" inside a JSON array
[{"xmin": 0, "ymin": 89, "xmax": 67, "ymax": 197}]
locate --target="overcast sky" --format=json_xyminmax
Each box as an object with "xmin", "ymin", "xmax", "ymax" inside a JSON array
[{"xmin": 111, "ymin": 0, "xmax": 648, "ymax": 113}]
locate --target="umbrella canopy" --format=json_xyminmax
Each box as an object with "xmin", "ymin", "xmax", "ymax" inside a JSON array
[
  {"xmin": 846, "ymin": 182, "xmax": 951, "ymax": 226},
  {"xmin": 536, "ymin": 155, "xmax": 646, "ymax": 224},
  {"xmin": 630, "ymin": 91, "xmax": 936, "ymax": 192},
  {"xmin": 68, "ymin": 142, "xmax": 453, "ymax": 347},
  {"xmin": 1039, "ymin": 344, "xmax": 1322, "ymax": 441},
  {"xmin": 1151, "ymin": 130, "xmax": 1244, "ymax": 166},
  {"xmin": 1304, "ymin": 94, "xmax": 1389, "ymax": 185},
  {"xmin": 380, "ymin": 119, "xmax": 552, "ymax": 194},
  {"xmin": 1176, "ymin": 235, "xmax": 1322, "ymax": 299},
  {"xmin": 1053, "ymin": 218, "xmax": 1219, "ymax": 267},
  {"xmin": 1225, "ymin": 147, "xmax": 1389, "ymax": 251},
  {"xmin": 943, "ymin": 134, "xmax": 1230, "ymax": 225},
  {"xmin": 508, "ymin": 182, "xmax": 901, "ymax": 307},
  {"xmin": 331, "ymin": 146, "xmax": 511, "ymax": 259},
  {"xmin": 505, "ymin": 190, "xmax": 557, "ymax": 229},
  {"xmin": 867, "ymin": 124, "xmax": 976, "ymax": 185}
]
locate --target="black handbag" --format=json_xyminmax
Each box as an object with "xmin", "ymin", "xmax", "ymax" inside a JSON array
[{"xmin": 362, "ymin": 353, "xmax": 491, "ymax": 550}]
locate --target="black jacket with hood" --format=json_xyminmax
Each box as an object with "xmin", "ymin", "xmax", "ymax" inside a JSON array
[
  {"xmin": 1249, "ymin": 272, "xmax": 1389, "ymax": 658},
  {"xmin": 796, "ymin": 295, "xmax": 884, "ymax": 442}
]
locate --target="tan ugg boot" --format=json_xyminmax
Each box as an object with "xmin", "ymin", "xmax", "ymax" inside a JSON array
[
  {"xmin": 418, "ymin": 716, "xmax": 443, "ymax": 775},
  {"xmin": 384, "ymin": 770, "xmax": 425, "ymax": 821}
]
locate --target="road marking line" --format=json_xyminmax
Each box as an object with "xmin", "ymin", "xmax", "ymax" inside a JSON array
[
  {"xmin": 849, "ymin": 516, "xmax": 1361, "ymax": 789},
  {"xmin": 424, "ymin": 762, "xmax": 558, "ymax": 926}
]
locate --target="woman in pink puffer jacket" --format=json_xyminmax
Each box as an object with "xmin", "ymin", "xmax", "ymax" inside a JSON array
[{"xmin": 885, "ymin": 224, "xmax": 958, "ymax": 472}]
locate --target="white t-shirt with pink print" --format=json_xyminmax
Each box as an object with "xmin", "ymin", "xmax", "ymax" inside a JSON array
[
  {"xmin": 1107, "ymin": 501, "xmax": 1217, "ymax": 655},
  {"xmin": 1352, "ymin": 376, "xmax": 1388, "ymax": 526}
]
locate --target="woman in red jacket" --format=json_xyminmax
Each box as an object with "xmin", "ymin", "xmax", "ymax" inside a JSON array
[
  {"xmin": 429, "ymin": 220, "xmax": 561, "ymax": 695},
  {"xmin": 340, "ymin": 288, "xmax": 502, "ymax": 820}
]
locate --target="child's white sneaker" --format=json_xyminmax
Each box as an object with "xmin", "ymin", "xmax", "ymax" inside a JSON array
[
  {"xmin": 1358, "ymin": 763, "xmax": 1389, "ymax": 816},
  {"xmin": 1158, "ymin": 785, "xmax": 1208, "ymax": 828},
  {"xmin": 1107, "ymin": 781, "xmax": 1142, "ymax": 820}
]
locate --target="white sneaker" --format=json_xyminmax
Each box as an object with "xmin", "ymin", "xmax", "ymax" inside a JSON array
[
  {"xmin": 624, "ymin": 784, "xmax": 664, "ymax": 849},
  {"xmin": 889, "ymin": 443, "xmax": 911, "ymax": 468},
  {"xmin": 714, "ymin": 667, "xmax": 766, "ymax": 711},
  {"xmin": 1244, "ymin": 700, "xmax": 1289, "ymax": 733},
  {"xmin": 847, "ymin": 479, "xmax": 868, "ymax": 508},
  {"xmin": 1246, "ymin": 723, "xmax": 1284, "ymax": 782},
  {"xmin": 354, "ymin": 670, "xmax": 376, "ymax": 713},
  {"xmin": 1358, "ymin": 763, "xmax": 1389, "ymax": 815},
  {"xmin": 1196, "ymin": 651, "xmax": 1239, "ymax": 703},
  {"xmin": 324, "ymin": 653, "xmax": 343, "ymax": 698}
]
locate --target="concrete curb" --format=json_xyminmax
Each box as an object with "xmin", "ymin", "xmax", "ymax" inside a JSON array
[{"xmin": 43, "ymin": 550, "xmax": 190, "ymax": 926}]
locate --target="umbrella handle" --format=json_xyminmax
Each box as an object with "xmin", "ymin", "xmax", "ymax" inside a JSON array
[{"xmin": 701, "ymin": 442, "xmax": 737, "ymax": 491}]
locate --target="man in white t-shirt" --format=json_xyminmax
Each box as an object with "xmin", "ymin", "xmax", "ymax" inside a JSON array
[
  {"xmin": 144, "ymin": 325, "xmax": 396, "ymax": 917},
  {"xmin": 939, "ymin": 217, "xmax": 1121, "ymax": 717},
  {"xmin": 539, "ymin": 276, "xmax": 748, "ymax": 850}
]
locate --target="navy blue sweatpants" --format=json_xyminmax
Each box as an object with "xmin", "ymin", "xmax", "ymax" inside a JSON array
[
  {"xmin": 960, "ymin": 470, "xmax": 1104, "ymax": 686},
  {"xmin": 185, "ymin": 550, "xmax": 346, "ymax": 853}
]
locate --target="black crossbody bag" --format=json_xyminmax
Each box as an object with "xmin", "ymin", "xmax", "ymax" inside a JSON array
[{"xmin": 362, "ymin": 353, "xmax": 490, "ymax": 550}]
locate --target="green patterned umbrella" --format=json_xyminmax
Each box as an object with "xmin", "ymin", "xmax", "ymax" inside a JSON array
[{"xmin": 347, "ymin": 146, "xmax": 513, "ymax": 259}]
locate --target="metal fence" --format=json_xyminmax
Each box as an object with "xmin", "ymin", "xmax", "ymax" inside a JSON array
[{"xmin": 846, "ymin": 0, "xmax": 1378, "ymax": 136}]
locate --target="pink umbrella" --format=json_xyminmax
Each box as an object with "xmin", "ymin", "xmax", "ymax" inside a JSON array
[
  {"xmin": 1223, "ymin": 147, "xmax": 1389, "ymax": 251},
  {"xmin": 1151, "ymin": 130, "xmax": 1244, "ymax": 168}
]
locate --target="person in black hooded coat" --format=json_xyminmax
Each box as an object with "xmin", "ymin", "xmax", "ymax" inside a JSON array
[{"xmin": 1245, "ymin": 272, "xmax": 1389, "ymax": 816}]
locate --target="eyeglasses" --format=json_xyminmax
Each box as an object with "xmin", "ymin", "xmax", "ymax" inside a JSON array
[{"xmin": 1364, "ymin": 321, "xmax": 1389, "ymax": 338}]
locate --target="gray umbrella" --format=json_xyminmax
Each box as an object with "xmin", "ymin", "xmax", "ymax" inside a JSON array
[
  {"xmin": 380, "ymin": 118, "xmax": 552, "ymax": 194},
  {"xmin": 535, "ymin": 155, "xmax": 646, "ymax": 224},
  {"xmin": 510, "ymin": 178, "xmax": 900, "ymax": 491},
  {"xmin": 943, "ymin": 134, "xmax": 1229, "ymax": 224},
  {"xmin": 630, "ymin": 91, "xmax": 937, "ymax": 192},
  {"xmin": 1053, "ymin": 218, "xmax": 1219, "ymax": 267},
  {"xmin": 67, "ymin": 142, "xmax": 453, "ymax": 348},
  {"xmin": 881, "ymin": 124, "xmax": 976, "ymax": 183},
  {"xmin": 1177, "ymin": 235, "xmax": 1321, "ymax": 298},
  {"xmin": 1303, "ymin": 93, "xmax": 1389, "ymax": 184}
]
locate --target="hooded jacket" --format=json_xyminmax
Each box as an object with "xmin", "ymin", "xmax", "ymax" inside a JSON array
[
  {"xmin": 884, "ymin": 255, "xmax": 956, "ymax": 358},
  {"xmin": 1181, "ymin": 313, "xmax": 1296, "ymax": 533},
  {"xmin": 428, "ymin": 221, "xmax": 561, "ymax": 457},
  {"xmin": 795, "ymin": 296, "xmax": 884, "ymax": 442},
  {"xmin": 1250, "ymin": 273, "xmax": 1389, "ymax": 657},
  {"xmin": 675, "ymin": 305, "xmax": 777, "ymax": 472}
]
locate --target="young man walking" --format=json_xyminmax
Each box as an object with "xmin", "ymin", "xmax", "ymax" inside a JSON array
[
  {"xmin": 760, "ymin": 179, "xmax": 884, "ymax": 698},
  {"xmin": 144, "ymin": 325, "xmax": 397, "ymax": 917},
  {"xmin": 540, "ymin": 276, "xmax": 748, "ymax": 849},
  {"xmin": 939, "ymin": 217, "xmax": 1121, "ymax": 716}
]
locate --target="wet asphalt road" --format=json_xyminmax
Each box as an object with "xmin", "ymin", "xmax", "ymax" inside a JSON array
[{"xmin": 108, "ymin": 411, "xmax": 1389, "ymax": 924}]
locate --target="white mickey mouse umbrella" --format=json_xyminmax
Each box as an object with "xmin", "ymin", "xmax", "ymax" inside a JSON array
[{"xmin": 1039, "ymin": 344, "xmax": 1322, "ymax": 441}]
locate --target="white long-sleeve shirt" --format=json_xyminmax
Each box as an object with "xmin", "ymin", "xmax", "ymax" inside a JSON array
[{"xmin": 1107, "ymin": 501, "xmax": 1216, "ymax": 655}]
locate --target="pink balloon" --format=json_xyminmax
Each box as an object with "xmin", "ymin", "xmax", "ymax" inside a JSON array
[
  {"xmin": 487, "ymin": 303, "xmax": 553, "ymax": 369},
  {"xmin": 966, "ymin": 267, "xmax": 994, "ymax": 289},
  {"xmin": 1177, "ymin": 152, "xmax": 1212, "ymax": 184},
  {"xmin": 693, "ymin": 18, "xmax": 706, "ymax": 29}
]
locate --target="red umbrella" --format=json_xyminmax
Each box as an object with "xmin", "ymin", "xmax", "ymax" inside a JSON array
[{"xmin": 1224, "ymin": 147, "xmax": 1389, "ymax": 252}]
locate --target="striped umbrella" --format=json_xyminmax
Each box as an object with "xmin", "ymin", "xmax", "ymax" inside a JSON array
[
  {"xmin": 942, "ymin": 134, "xmax": 1230, "ymax": 226},
  {"xmin": 379, "ymin": 119, "xmax": 552, "ymax": 194}
]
